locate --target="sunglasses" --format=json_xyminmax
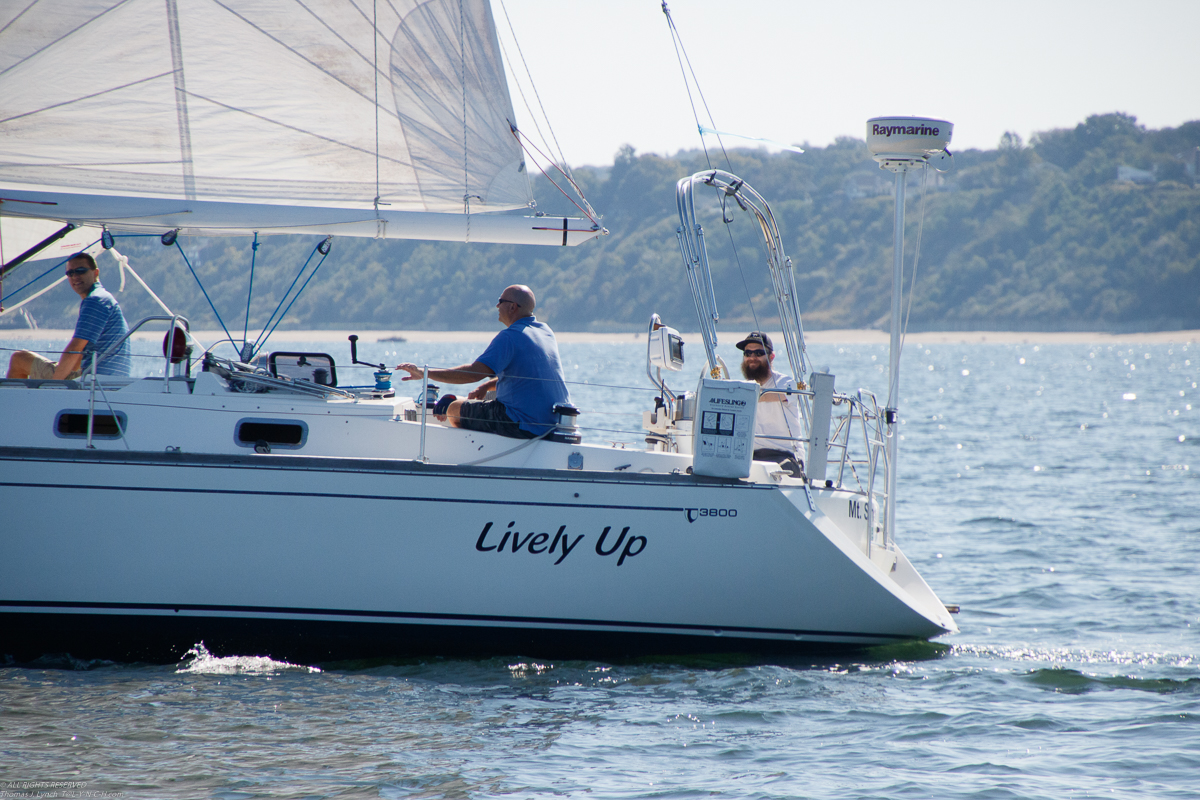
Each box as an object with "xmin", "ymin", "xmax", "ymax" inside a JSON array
[
  {"xmin": 497, "ymin": 298, "xmax": 517, "ymax": 306},
  {"xmin": 65, "ymin": 266, "xmax": 95, "ymax": 277},
  {"xmin": 742, "ymin": 349, "xmax": 768, "ymax": 357}
]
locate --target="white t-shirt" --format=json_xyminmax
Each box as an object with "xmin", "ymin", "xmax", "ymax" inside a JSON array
[{"xmin": 754, "ymin": 369, "xmax": 802, "ymax": 453}]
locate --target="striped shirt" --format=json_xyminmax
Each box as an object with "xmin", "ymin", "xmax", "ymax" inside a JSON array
[{"xmin": 73, "ymin": 281, "xmax": 131, "ymax": 376}]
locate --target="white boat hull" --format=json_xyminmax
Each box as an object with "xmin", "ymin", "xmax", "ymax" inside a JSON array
[{"xmin": 0, "ymin": 412, "xmax": 955, "ymax": 662}]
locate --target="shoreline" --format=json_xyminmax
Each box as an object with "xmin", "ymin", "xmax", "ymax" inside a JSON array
[{"xmin": 1, "ymin": 328, "xmax": 1197, "ymax": 345}]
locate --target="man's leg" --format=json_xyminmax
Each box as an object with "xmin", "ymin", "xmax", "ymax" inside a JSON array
[
  {"xmin": 6, "ymin": 350, "xmax": 54, "ymax": 379},
  {"xmin": 455, "ymin": 399, "xmax": 535, "ymax": 439},
  {"xmin": 438, "ymin": 398, "xmax": 466, "ymax": 427},
  {"xmin": 6, "ymin": 350, "xmax": 32, "ymax": 378}
]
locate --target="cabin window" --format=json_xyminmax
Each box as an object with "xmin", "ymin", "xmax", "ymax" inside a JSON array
[
  {"xmin": 267, "ymin": 352, "xmax": 337, "ymax": 387},
  {"xmin": 54, "ymin": 410, "xmax": 128, "ymax": 439},
  {"xmin": 235, "ymin": 418, "xmax": 308, "ymax": 450}
]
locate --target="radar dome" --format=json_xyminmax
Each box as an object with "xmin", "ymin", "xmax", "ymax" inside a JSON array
[{"xmin": 866, "ymin": 117, "xmax": 953, "ymax": 161}]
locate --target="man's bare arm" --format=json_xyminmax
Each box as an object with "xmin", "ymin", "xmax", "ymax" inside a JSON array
[
  {"xmin": 395, "ymin": 360, "xmax": 495, "ymax": 385},
  {"xmin": 467, "ymin": 377, "xmax": 498, "ymax": 400}
]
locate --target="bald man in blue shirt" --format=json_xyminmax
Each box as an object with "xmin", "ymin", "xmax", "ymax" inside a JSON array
[{"xmin": 396, "ymin": 284, "xmax": 569, "ymax": 439}]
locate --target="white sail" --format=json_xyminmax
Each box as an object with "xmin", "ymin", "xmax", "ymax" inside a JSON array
[
  {"xmin": 0, "ymin": 0, "xmax": 601, "ymax": 245},
  {"xmin": 0, "ymin": 217, "xmax": 104, "ymax": 265}
]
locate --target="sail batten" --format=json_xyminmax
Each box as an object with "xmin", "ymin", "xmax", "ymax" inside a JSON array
[{"xmin": 0, "ymin": 0, "xmax": 597, "ymax": 245}]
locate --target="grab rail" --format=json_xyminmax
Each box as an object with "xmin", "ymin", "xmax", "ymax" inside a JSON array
[{"xmin": 91, "ymin": 314, "xmax": 194, "ymax": 390}]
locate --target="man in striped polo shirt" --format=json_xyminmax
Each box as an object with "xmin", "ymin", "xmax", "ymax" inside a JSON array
[{"xmin": 6, "ymin": 252, "xmax": 131, "ymax": 380}]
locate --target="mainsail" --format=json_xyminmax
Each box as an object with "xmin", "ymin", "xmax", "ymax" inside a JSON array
[{"xmin": 0, "ymin": 0, "xmax": 601, "ymax": 245}]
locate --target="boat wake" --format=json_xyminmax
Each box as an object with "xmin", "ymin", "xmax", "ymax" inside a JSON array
[
  {"xmin": 952, "ymin": 643, "xmax": 1196, "ymax": 669},
  {"xmin": 175, "ymin": 643, "xmax": 321, "ymax": 675}
]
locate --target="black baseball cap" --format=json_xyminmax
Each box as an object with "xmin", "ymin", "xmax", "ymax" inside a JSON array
[{"xmin": 736, "ymin": 332, "xmax": 773, "ymax": 353}]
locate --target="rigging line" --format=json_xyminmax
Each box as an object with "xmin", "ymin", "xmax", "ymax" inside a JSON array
[
  {"xmin": 662, "ymin": 4, "xmax": 761, "ymax": 338},
  {"xmin": 257, "ymin": 247, "xmax": 332, "ymax": 353},
  {"xmin": 898, "ymin": 165, "xmax": 931, "ymax": 364},
  {"xmin": 728, "ymin": 219, "xmax": 761, "ymax": 333},
  {"xmin": 509, "ymin": 128, "xmax": 598, "ymax": 223},
  {"xmin": 710, "ymin": 177, "xmax": 763, "ymax": 334},
  {"xmin": 460, "ymin": 0, "xmax": 469, "ymax": 214},
  {"xmin": 92, "ymin": 378, "xmax": 131, "ymax": 452},
  {"xmin": 509, "ymin": 125, "xmax": 598, "ymax": 220},
  {"xmin": 0, "ymin": 248, "xmax": 89, "ymax": 305},
  {"xmin": 661, "ymin": 2, "xmax": 733, "ymax": 173},
  {"xmin": 373, "ymin": 0, "xmax": 380, "ymax": 209},
  {"xmin": 496, "ymin": 36, "xmax": 555, "ymax": 165},
  {"xmin": 251, "ymin": 240, "xmax": 324, "ymax": 354},
  {"xmin": 661, "ymin": 2, "xmax": 710, "ymax": 170},
  {"xmin": 175, "ymin": 241, "xmax": 235, "ymax": 348},
  {"xmin": 497, "ymin": 0, "xmax": 571, "ymax": 181},
  {"xmin": 243, "ymin": 232, "xmax": 259, "ymax": 348},
  {"xmin": 0, "ymin": 275, "xmax": 64, "ymax": 317}
]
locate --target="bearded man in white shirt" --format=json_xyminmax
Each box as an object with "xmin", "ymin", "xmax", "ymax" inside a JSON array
[{"xmin": 737, "ymin": 331, "xmax": 805, "ymax": 478}]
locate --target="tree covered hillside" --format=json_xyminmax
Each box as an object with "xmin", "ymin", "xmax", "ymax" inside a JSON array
[{"xmin": 4, "ymin": 113, "xmax": 1198, "ymax": 333}]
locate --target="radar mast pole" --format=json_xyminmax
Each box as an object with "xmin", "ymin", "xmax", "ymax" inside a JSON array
[{"xmin": 865, "ymin": 116, "xmax": 953, "ymax": 549}]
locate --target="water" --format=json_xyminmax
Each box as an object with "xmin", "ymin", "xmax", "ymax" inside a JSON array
[{"xmin": 2, "ymin": 336, "xmax": 1198, "ymax": 799}]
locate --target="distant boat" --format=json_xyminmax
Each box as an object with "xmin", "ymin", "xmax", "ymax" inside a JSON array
[
  {"xmin": 377, "ymin": 336, "xmax": 408, "ymax": 343},
  {"xmin": 0, "ymin": 0, "xmax": 955, "ymax": 663}
]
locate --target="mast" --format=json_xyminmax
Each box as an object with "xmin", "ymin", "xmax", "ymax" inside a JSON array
[{"xmin": 866, "ymin": 116, "xmax": 953, "ymax": 546}]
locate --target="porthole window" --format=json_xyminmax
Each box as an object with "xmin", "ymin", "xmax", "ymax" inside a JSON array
[
  {"xmin": 54, "ymin": 410, "xmax": 127, "ymax": 439},
  {"xmin": 235, "ymin": 418, "xmax": 307, "ymax": 450}
]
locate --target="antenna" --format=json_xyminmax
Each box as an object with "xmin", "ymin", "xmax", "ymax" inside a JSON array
[{"xmin": 866, "ymin": 116, "xmax": 952, "ymax": 548}]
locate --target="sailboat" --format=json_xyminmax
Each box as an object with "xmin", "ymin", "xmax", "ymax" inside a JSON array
[{"xmin": 0, "ymin": 0, "xmax": 957, "ymax": 663}]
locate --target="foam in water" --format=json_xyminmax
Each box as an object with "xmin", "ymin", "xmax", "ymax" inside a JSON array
[
  {"xmin": 952, "ymin": 643, "xmax": 1196, "ymax": 669},
  {"xmin": 175, "ymin": 643, "xmax": 321, "ymax": 675}
]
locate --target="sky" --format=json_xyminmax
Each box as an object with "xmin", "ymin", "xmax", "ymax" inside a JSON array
[{"xmin": 494, "ymin": 0, "xmax": 1200, "ymax": 167}]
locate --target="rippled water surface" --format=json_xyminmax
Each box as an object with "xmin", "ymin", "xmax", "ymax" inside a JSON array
[{"xmin": 2, "ymin": 336, "xmax": 1198, "ymax": 799}]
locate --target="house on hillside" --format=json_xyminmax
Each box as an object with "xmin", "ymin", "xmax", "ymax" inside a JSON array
[
  {"xmin": 1116, "ymin": 164, "xmax": 1155, "ymax": 184},
  {"xmin": 843, "ymin": 172, "xmax": 891, "ymax": 199},
  {"xmin": 844, "ymin": 169, "xmax": 949, "ymax": 199},
  {"xmin": 1184, "ymin": 147, "xmax": 1200, "ymax": 186}
]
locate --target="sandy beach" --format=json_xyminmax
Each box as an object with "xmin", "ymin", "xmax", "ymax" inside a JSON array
[{"xmin": 1, "ymin": 328, "xmax": 1197, "ymax": 345}]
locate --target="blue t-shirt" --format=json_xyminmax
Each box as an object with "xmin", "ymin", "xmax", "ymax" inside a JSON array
[
  {"xmin": 476, "ymin": 316, "xmax": 569, "ymax": 435},
  {"xmin": 73, "ymin": 281, "xmax": 131, "ymax": 376}
]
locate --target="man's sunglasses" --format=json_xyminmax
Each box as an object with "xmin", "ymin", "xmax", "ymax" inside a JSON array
[
  {"xmin": 742, "ymin": 349, "xmax": 768, "ymax": 357},
  {"xmin": 65, "ymin": 266, "xmax": 95, "ymax": 277}
]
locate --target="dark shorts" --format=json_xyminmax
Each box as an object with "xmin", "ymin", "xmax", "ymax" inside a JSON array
[
  {"xmin": 456, "ymin": 399, "xmax": 537, "ymax": 439},
  {"xmin": 753, "ymin": 448, "xmax": 805, "ymax": 478}
]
